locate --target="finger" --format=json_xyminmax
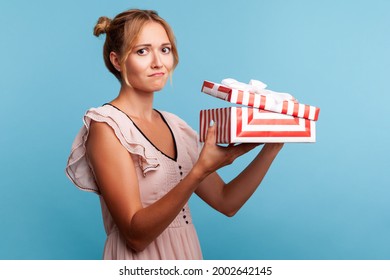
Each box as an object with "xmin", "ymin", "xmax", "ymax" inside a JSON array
[{"xmin": 205, "ymin": 120, "xmax": 217, "ymax": 145}]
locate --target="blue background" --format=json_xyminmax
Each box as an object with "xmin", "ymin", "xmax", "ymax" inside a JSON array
[{"xmin": 1, "ymin": 0, "xmax": 389, "ymax": 259}]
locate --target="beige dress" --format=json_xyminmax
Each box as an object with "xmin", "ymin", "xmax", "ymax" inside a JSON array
[{"xmin": 66, "ymin": 104, "xmax": 203, "ymax": 259}]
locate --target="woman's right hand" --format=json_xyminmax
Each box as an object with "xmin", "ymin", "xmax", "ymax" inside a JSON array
[{"xmin": 194, "ymin": 121, "xmax": 260, "ymax": 178}]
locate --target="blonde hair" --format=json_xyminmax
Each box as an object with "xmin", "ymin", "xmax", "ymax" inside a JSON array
[{"xmin": 93, "ymin": 9, "xmax": 179, "ymax": 85}]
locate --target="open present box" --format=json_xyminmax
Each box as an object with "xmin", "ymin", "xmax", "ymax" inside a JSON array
[{"xmin": 199, "ymin": 80, "xmax": 320, "ymax": 143}]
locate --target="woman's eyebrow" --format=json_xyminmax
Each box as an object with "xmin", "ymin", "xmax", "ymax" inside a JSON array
[{"xmin": 134, "ymin": 42, "xmax": 171, "ymax": 48}]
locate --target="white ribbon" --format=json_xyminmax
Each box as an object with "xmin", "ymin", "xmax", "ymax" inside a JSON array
[{"xmin": 221, "ymin": 78, "xmax": 296, "ymax": 104}]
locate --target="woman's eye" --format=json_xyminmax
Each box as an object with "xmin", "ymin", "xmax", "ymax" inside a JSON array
[
  {"xmin": 162, "ymin": 47, "xmax": 171, "ymax": 54},
  {"xmin": 136, "ymin": 49, "xmax": 148, "ymax": 55}
]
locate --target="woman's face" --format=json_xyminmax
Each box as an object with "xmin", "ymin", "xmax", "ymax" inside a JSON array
[{"xmin": 123, "ymin": 21, "xmax": 174, "ymax": 93}]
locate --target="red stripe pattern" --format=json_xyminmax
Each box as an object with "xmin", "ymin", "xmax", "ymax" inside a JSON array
[
  {"xmin": 201, "ymin": 80, "xmax": 320, "ymax": 121},
  {"xmin": 200, "ymin": 107, "xmax": 316, "ymax": 143},
  {"xmin": 199, "ymin": 108, "xmax": 231, "ymax": 143}
]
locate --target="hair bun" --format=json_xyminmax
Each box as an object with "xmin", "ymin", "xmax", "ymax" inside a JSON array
[{"xmin": 93, "ymin": 16, "xmax": 112, "ymax": 37}]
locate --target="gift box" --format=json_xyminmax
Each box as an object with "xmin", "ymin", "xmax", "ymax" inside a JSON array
[
  {"xmin": 199, "ymin": 78, "xmax": 320, "ymax": 143},
  {"xmin": 201, "ymin": 80, "xmax": 320, "ymax": 121},
  {"xmin": 200, "ymin": 107, "xmax": 316, "ymax": 143}
]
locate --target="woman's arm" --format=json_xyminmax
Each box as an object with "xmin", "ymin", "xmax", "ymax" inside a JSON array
[
  {"xmin": 86, "ymin": 121, "xmax": 253, "ymax": 252},
  {"xmin": 195, "ymin": 128, "xmax": 284, "ymax": 217}
]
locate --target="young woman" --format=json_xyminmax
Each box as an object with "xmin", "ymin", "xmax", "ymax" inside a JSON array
[{"xmin": 66, "ymin": 9, "xmax": 283, "ymax": 260}]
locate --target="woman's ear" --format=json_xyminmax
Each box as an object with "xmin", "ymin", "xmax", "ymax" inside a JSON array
[{"xmin": 109, "ymin": 52, "xmax": 121, "ymax": 72}]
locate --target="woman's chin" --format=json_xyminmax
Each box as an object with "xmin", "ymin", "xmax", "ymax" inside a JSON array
[{"xmin": 150, "ymin": 81, "xmax": 168, "ymax": 92}]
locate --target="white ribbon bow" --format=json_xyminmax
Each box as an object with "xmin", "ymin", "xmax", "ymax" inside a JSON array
[{"xmin": 221, "ymin": 78, "xmax": 296, "ymax": 103}]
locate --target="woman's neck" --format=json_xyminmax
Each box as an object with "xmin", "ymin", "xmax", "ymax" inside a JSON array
[{"xmin": 111, "ymin": 86, "xmax": 155, "ymax": 121}]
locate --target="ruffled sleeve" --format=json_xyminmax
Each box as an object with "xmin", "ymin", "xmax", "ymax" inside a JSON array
[{"xmin": 65, "ymin": 105, "xmax": 160, "ymax": 194}]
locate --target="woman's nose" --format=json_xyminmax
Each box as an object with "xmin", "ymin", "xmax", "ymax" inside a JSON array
[{"xmin": 151, "ymin": 52, "xmax": 163, "ymax": 68}]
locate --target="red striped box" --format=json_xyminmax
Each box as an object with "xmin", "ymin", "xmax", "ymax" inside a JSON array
[
  {"xmin": 199, "ymin": 107, "xmax": 316, "ymax": 143},
  {"xmin": 201, "ymin": 81, "xmax": 320, "ymax": 121}
]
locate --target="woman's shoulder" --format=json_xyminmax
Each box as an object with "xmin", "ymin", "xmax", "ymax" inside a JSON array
[
  {"xmin": 66, "ymin": 104, "xmax": 160, "ymax": 192},
  {"xmin": 84, "ymin": 104, "xmax": 135, "ymax": 129},
  {"xmin": 85, "ymin": 104, "xmax": 119, "ymax": 118}
]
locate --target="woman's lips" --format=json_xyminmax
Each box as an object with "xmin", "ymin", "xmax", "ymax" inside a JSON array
[{"xmin": 148, "ymin": 72, "xmax": 165, "ymax": 77}]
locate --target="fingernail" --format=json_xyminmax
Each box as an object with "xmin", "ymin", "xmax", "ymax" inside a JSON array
[{"xmin": 209, "ymin": 120, "xmax": 215, "ymax": 127}]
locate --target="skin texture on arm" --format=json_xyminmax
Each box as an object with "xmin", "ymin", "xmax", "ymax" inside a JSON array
[
  {"xmin": 195, "ymin": 120, "xmax": 284, "ymax": 217},
  {"xmin": 195, "ymin": 143, "xmax": 283, "ymax": 217}
]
